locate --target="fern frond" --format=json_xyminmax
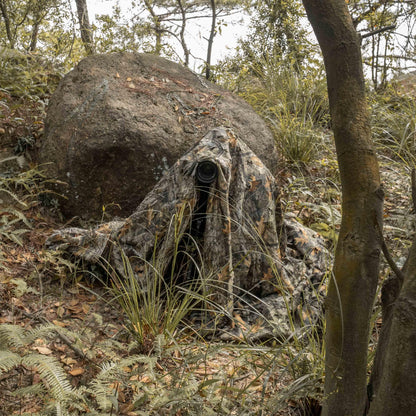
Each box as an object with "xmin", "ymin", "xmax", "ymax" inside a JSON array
[
  {"xmin": 93, "ymin": 338, "xmax": 128, "ymax": 355},
  {"xmin": 24, "ymin": 324, "xmax": 60, "ymax": 344},
  {"xmin": 11, "ymin": 383, "xmax": 46, "ymax": 397},
  {"xmin": 0, "ymin": 324, "xmax": 27, "ymax": 348},
  {"xmin": 96, "ymin": 360, "xmax": 118, "ymax": 378},
  {"xmin": 87, "ymin": 361, "xmax": 125, "ymax": 412},
  {"xmin": 43, "ymin": 400, "xmax": 71, "ymax": 416},
  {"xmin": 22, "ymin": 353, "xmax": 72, "ymax": 399},
  {"xmin": 0, "ymin": 349, "xmax": 22, "ymax": 372},
  {"xmin": 63, "ymin": 388, "xmax": 91, "ymax": 412},
  {"xmin": 87, "ymin": 382, "xmax": 114, "ymax": 412},
  {"xmin": 9, "ymin": 278, "xmax": 40, "ymax": 297},
  {"xmin": 118, "ymin": 354, "xmax": 158, "ymax": 370}
]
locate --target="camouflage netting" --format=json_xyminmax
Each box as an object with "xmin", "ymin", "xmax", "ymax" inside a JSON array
[{"xmin": 47, "ymin": 128, "xmax": 331, "ymax": 340}]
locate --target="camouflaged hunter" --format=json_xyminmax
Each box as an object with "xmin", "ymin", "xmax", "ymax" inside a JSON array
[{"xmin": 47, "ymin": 128, "xmax": 330, "ymax": 340}]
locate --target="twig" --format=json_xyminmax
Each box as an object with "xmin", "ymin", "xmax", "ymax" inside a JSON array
[
  {"xmin": 374, "ymin": 219, "xmax": 405, "ymax": 283},
  {"xmin": 22, "ymin": 310, "xmax": 91, "ymax": 362},
  {"xmin": 411, "ymin": 168, "xmax": 416, "ymax": 212},
  {"xmin": 361, "ymin": 24, "xmax": 396, "ymax": 39}
]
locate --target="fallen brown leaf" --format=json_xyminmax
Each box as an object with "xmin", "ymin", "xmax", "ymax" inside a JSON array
[
  {"xmin": 69, "ymin": 368, "xmax": 84, "ymax": 376},
  {"xmin": 34, "ymin": 346, "xmax": 52, "ymax": 355},
  {"xmin": 52, "ymin": 320, "xmax": 68, "ymax": 327}
]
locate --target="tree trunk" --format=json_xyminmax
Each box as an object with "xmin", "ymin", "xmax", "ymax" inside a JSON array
[
  {"xmin": 367, "ymin": 238, "xmax": 416, "ymax": 414},
  {"xmin": 0, "ymin": 0, "xmax": 15, "ymax": 48},
  {"xmin": 205, "ymin": 0, "xmax": 216, "ymax": 80},
  {"xmin": 176, "ymin": 0, "xmax": 189, "ymax": 66},
  {"xmin": 367, "ymin": 172, "xmax": 416, "ymax": 414},
  {"xmin": 29, "ymin": 21, "xmax": 40, "ymax": 51},
  {"xmin": 144, "ymin": 0, "xmax": 162, "ymax": 55},
  {"xmin": 301, "ymin": 1, "xmax": 383, "ymax": 415},
  {"xmin": 75, "ymin": 0, "xmax": 94, "ymax": 55}
]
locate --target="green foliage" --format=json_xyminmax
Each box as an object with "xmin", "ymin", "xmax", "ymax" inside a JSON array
[
  {"xmin": 0, "ymin": 324, "xmax": 75, "ymax": 410},
  {"xmin": 110, "ymin": 253, "xmax": 199, "ymax": 352},
  {"xmin": 0, "ymin": 48, "xmax": 62, "ymax": 99},
  {"xmin": 240, "ymin": 0, "xmax": 310, "ymax": 69},
  {"xmin": 0, "ymin": 0, "xmax": 64, "ymax": 48},
  {"xmin": 0, "ymin": 168, "xmax": 42, "ymax": 255},
  {"xmin": 0, "ymin": 168, "xmax": 51, "ymax": 248},
  {"xmin": 0, "ymin": 0, "xmax": 85, "ymax": 66},
  {"xmin": 93, "ymin": 5, "xmax": 154, "ymax": 54},
  {"xmin": 371, "ymin": 86, "xmax": 416, "ymax": 167},
  {"xmin": 220, "ymin": 56, "xmax": 329, "ymax": 165},
  {"xmin": 0, "ymin": 167, "xmax": 76, "ymax": 278},
  {"xmin": 348, "ymin": 0, "xmax": 415, "ymax": 89},
  {"xmin": 0, "ymin": 318, "xmax": 324, "ymax": 415}
]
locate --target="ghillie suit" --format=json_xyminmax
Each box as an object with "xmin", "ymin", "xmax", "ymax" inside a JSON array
[{"xmin": 47, "ymin": 128, "xmax": 330, "ymax": 340}]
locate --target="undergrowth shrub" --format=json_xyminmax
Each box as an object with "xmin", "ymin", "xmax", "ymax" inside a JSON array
[
  {"xmin": 0, "ymin": 47, "xmax": 62, "ymax": 99},
  {"xmin": 0, "ymin": 168, "xmax": 47, "ymax": 254},
  {"xmin": 0, "ymin": 317, "xmax": 325, "ymax": 415},
  {"xmin": 109, "ymin": 249, "xmax": 203, "ymax": 353},
  {"xmin": 370, "ymin": 86, "xmax": 416, "ymax": 167},
  {"xmin": 219, "ymin": 56, "xmax": 330, "ymax": 165},
  {"xmin": 0, "ymin": 166, "xmax": 74, "ymax": 277}
]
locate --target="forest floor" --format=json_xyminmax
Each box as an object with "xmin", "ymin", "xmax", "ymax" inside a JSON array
[{"xmin": 0, "ymin": 92, "xmax": 414, "ymax": 415}]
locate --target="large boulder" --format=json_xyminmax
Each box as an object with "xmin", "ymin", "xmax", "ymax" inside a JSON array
[{"xmin": 39, "ymin": 52, "xmax": 279, "ymax": 219}]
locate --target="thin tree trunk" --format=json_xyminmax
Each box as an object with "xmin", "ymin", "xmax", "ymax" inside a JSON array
[
  {"xmin": 29, "ymin": 21, "xmax": 40, "ymax": 51},
  {"xmin": 301, "ymin": 1, "xmax": 383, "ymax": 415},
  {"xmin": 75, "ymin": 0, "xmax": 94, "ymax": 55},
  {"xmin": 144, "ymin": 0, "xmax": 162, "ymax": 55},
  {"xmin": 0, "ymin": 0, "xmax": 15, "ymax": 48},
  {"xmin": 206, "ymin": 0, "xmax": 216, "ymax": 80},
  {"xmin": 176, "ymin": 0, "xmax": 189, "ymax": 66}
]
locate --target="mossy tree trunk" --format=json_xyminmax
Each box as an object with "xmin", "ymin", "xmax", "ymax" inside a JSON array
[{"xmin": 301, "ymin": 0, "xmax": 383, "ymax": 415}]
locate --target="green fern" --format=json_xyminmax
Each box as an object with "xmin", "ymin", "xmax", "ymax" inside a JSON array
[
  {"xmin": 0, "ymin": 324, "xmax": 27, "ymax": 349},
  {"xmin": 11, "ymin": 383, "xmax": 46, "ymax": 398},
  {"xmin": 0, "ymin": 349, "xmax": 22, "ymax": 372},
  {"xmin": 88, "ymin": 362, "xmax": 118, "ymax": 407},
  {"xmin": 0, "ymin": 324, "xmax": 82, "ymax": 415},
  {"xmin": 0, "ymin": 323, "xmax": 59, "ymax": 349},
  {"xmin": 22, "ymin": 353, "xmax": 73, "ymax": 398}
]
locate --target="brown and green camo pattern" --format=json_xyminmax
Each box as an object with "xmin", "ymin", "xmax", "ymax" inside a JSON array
[{"xmin": 47, "ymin": 128, "xmax": 330, "ymax": 339}]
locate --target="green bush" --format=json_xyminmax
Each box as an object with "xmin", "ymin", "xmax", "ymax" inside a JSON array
[
  {"xmin": 370, "ymin": 86, "xmax": 416, "ymax": 167},
  {"xmin": 0, "ymin": 47, "xmax": 62, "ymax": 99},
  {"xmin": 219, "ymin": 56, "xmax": 329, "ymax": 165}
]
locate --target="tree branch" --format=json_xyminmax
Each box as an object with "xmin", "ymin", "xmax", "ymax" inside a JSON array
[
  {"xmin": 22, "ymin": 310, "xmax": 92, "ymax": 363},
  {"xmin": 361, "ymin": 24, "xmax": 396, "ymax": 39},
  {"xmin": 374, "ymin": 217, "xmax": 405, "ymax": 283}
]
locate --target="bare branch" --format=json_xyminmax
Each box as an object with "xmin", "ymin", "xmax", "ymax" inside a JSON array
[
  {"xmin": 361, "ymin": 24, "xmax": 396, "ymax": 39},
  {"xmin": 374, "ymin": 217, "xmax": 405, "ymax": 283}
]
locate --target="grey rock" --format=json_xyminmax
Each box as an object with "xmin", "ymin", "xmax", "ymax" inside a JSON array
[{"xmin": 39, "ymin": 52, "xmax": 279, "ymax": 219}]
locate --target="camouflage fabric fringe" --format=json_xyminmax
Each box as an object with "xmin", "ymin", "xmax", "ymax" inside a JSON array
[{"xmin": 47, "ymin": 128, "xmax": 331, "ymax": 339}]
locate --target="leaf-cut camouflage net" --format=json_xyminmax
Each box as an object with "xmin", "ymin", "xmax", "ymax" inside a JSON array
[{"xmin": 47, "ymin": 127, "xmax": 331, "ymax": 339}]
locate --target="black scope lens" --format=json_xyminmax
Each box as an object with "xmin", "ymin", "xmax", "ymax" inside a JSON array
[{"xmin": 196, "ymin": 161, "xmax": 218, "ymax": 185}]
